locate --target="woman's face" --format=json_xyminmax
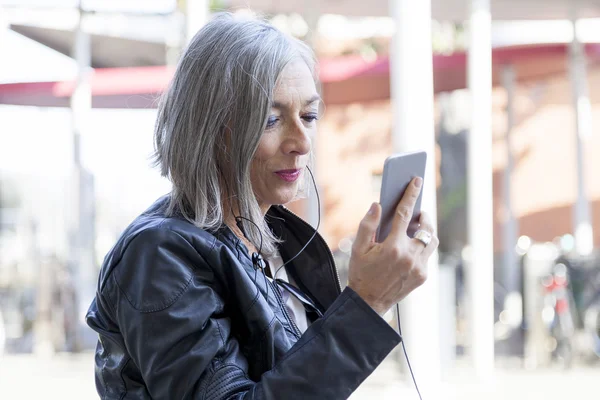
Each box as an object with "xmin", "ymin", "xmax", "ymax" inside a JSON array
[{"xmin": 250, "ymin": 59, "xmax": 320, "ymax": 213}]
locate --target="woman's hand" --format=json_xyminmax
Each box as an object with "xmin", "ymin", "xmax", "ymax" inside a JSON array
[{"xmin": 347, "ymin": 177, "xmax": 439, "ymax": 316}]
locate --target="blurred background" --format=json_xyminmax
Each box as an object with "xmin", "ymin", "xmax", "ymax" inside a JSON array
[{"xmin": 1, "ymin": 0, "xmax": 600, "ymax": 399}]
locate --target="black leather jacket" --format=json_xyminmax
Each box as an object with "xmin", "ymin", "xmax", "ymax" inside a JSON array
[{"xmin": 86, "ymin": 196, "xmax": 400, "ymax": 399}]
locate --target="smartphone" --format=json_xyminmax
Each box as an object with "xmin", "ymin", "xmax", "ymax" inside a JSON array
[{"xmin": 376, "ymin": 151, "xmax": 427, "ymax": 242}]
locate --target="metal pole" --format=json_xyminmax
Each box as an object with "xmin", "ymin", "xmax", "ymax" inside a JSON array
[
  {"xmin": 390, "ymin": 0, "xmax": 441, "ymax": 393},
  {"xmin": 467, "ymin": 0, "xmax": 495, "ymax": 380},
  {"xmin": 183, "ymin": 0, "xmax": 210, "ymax": 43},
  {"xmin": 569, "ymin": 6, "xmax": 594, "ymax": 256},
  {"xmin": 0, "ymin": 6, "xmax": 7, "ymax": 357},
  {"xmin": 501, "ymin": 64, "xmax": 519, "ymax": 293},
  {"xmin": 68, "ymin": 1, "xmax": 95, "ymax": 352},
  {"xmin": 166, "ymin": 7, "xmax": 185, "ymax": 66},
  {"xmin": 304, "ymin": 0, "xmax": 321, "ymax": 228}
]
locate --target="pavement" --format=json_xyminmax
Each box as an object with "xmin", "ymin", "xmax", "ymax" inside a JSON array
[
  {"xmin": 352, "ymin": 356, "xmax": 600, "ymax": 400},
  {"xmin": 0, "ymin": 351, "xmax": 598, "ymax": 399}
]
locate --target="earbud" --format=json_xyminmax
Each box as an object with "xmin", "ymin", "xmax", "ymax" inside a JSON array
[{"xmin": 251, "ymin": 252, "xmax": 265, "ymax": 271}]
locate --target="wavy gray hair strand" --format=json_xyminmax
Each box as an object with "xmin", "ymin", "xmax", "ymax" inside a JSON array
[{"xmin": 152, "ymin": 12, "xmax": 317, "ymax": 256}]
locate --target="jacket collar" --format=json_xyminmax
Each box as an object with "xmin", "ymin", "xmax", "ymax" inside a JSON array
[
  {"xmin": 155, "ymin": 195, "xmax": 342, "ymax": 311},
  {"xmin": 266, "ymin": 205, "xmax": 341, "ymax": 311},
  {"xmin": 212, "ymin": 205, "xmax": 341, "ymax": 312}
]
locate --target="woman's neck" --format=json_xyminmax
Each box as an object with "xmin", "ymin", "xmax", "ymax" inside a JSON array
[
  {"xmin": 222, "ymin": 197, "xmax": 272, "ymax": 255},
  {"xmin": 223, "ymin": 210, "xmax": 260, "ymax": 256}
]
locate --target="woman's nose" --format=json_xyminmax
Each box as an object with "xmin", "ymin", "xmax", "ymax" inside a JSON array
[{"xmin": 282, "ymin": 120, "xmax": 311, "ymax": 155}]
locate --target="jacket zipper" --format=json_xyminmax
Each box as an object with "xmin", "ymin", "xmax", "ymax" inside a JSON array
[
  {"xmin": 266, "ymin": 278, "xmax": 302, "ymax": 339},
  {"xmin": 233, "ymin": 234, "xmax": 303, "ymax": 338},
  {"xmin": 278, "ymin": 206, "xmax": 342, "ymax": 295},
  {"xmin": 232, "ymin": 206, "xmax": 343, "ymax": 339}
]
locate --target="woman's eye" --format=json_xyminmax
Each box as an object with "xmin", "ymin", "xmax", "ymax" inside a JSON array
[
  {"xmin": 302, "ymin": 114, "xmax": 319, "ymax": 123},
  {"xmin": 266, "ymin": 116, "xmax": 279, "ymax": 128}
]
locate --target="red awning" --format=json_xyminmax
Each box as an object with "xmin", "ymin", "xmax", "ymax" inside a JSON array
[{"xmin": 2, "ymin": 43, "xmax": 599, "ymax": 108}]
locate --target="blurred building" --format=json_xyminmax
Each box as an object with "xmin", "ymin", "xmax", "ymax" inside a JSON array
[
  {"xmin": 2, "ymin": 6, "xmax": 600, "ymax": 359},
  {"xmin": 2, "ymin": 26, "xmax": 600, "ymax": 258},
  {"xmin": 308, "ymin": 44, "xmax": 600, "ymax": 260}
]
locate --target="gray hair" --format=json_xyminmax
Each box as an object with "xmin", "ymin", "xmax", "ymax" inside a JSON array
[{"xmin": 153, "ymin": 12, "xmax": 318, "ymax": 256}]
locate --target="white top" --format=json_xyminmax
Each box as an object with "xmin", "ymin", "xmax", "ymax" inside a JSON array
[{"xmin": 266, "ymin": 251, "xmax": 310, "ymax": 334}]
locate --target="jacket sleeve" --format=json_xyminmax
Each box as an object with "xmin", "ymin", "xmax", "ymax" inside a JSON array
[{"xmin": 108, "ymin": 226, "xmax": 401, "ymax": 400}]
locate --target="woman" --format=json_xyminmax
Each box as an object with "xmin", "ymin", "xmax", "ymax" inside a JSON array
[{"xmin": 86, "ymin": 13, "xmax": 438, "ymax": 399}]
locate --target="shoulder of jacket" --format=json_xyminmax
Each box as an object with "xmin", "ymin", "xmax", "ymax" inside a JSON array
[{"xmin": 100, "ymin": 217, "xmax": 224, "ymax": 313}]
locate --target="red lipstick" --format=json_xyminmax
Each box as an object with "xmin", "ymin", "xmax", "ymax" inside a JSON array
[{"xmin": 275, "ymin": 169, "xmax": 302, "ymax": 182}]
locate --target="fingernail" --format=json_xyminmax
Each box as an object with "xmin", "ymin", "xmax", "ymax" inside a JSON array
[
  {"xmin": 367, "ymin": 203, "xmax": 377, "ymax": 215},
  {"xmin": 414, "ymin": 177, "xmax": 423, "ymax": 188}
]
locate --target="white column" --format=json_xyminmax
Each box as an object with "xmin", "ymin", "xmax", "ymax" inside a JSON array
[
  {"xmin": 390, "ymin": 0, "xmax": 441, "ymax": 393},
  {"xmin": 68, "ymin": 2, "xmax": 95, "ymax": 351},
  {"xmin": 0, "ymin": 5, "xmax": 7, "ymax": 49},
  {"xmin": 569, "ymin": 11, "xmax": 594, "ymax": 256},
  {"xmin": 184, "ymin": 0, "xmax": 210, "ymax": 43},
  {"xmin": 166, "ymin": 8, "xmax": 185, "ymax": 66},
  {"xmin": 0, "ymin": 5, "xmax": 10, "ymax": 81},
  {"xmin": 467, "ymin": 0, "xmax": 495, "ymax": 380},
  {"xmin": 304, "ymin": 0, "xmax": 321, "ymax": 228},
  {"xmin": 501, "ymin": 65, "xmax": 519, "ymax": 293},
  {"xmin": 0, "ymin": 307, "xmax": 4, "ymax": 357}
]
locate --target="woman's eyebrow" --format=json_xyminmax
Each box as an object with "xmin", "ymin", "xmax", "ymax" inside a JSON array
[
  {"xmin": 271, "ymin": 94, "xmax": 321, "ymax": 109},
  {"xmin": 304, "ymin": 94, "xmax": 322, "ymax": 106}
]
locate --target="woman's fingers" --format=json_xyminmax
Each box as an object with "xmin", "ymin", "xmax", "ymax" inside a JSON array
[
  {"xmin": 348, "ymin": 197, "xmax": 440, "ymax": 316},
  {"xmin": 410, "ymin": 211, "xmax": 435, "ymax": 251},
  {"xmin": 385, "ymin": 177, "xmax": 423, "ymax": 243},
  {"xmin": 352, "ymin": 202, "xmax": 381, "ymax": 255},
  {"xmin": 411, "ymin": 211, "xmax": 439, "ymax": 257},
  {"xmin": 420, "ymin": 235, "xmax": 440, "ymax": 259}
]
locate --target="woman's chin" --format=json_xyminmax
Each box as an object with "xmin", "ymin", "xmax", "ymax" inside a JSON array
[{"xmin": 269, "ymin": 189, "xmax": 299, "ymax": 206}]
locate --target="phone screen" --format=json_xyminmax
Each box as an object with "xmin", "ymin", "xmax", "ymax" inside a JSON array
[{"xmin": 375, "ymin": 151, "xmax": 427, "ymax": 242}]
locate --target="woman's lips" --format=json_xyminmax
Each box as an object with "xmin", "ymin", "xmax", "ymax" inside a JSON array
[{"xmin": 275, "ymin": 169, "xmax": 302, "ymax": 182}]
